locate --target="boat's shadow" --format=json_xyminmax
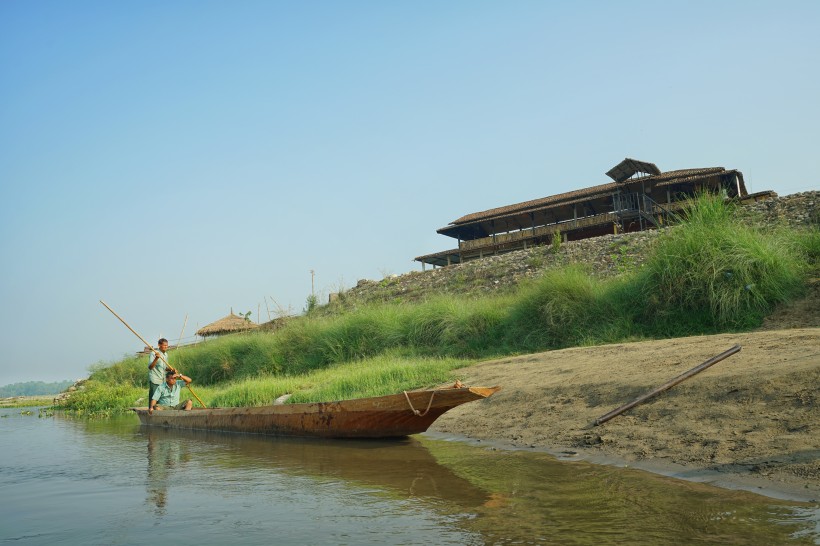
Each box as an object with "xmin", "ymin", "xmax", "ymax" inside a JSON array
[{"xmin": 139, "ymin": 425, "xmax": 491, "ymax": 506}]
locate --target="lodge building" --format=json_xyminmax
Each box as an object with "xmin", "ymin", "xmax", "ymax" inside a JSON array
[{"xmin": 415, "ymin": 158, "xmax": 775, "ymax": 269}]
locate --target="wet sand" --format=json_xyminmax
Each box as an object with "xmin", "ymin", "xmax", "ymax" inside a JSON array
[{"xmin": 430, "ymin": 327, "xmax": 820, "ymax": 501}]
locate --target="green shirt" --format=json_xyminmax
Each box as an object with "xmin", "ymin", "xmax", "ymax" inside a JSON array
[
  {"xmin": 148, "ymin": 350, "xmax": 169, "ymax": 386},
  {"xmin": 152, "ymin": 381, "xmax": 183, "ymax": 407}
]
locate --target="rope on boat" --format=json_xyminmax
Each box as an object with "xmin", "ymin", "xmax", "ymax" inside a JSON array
[{"xmin": 403, "ymin": 390, "xmax": 436, "ymax": 417}]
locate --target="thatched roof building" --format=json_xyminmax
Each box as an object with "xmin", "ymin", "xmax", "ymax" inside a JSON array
[
  {"xmin": 196, "ymin": 311, "xmax": 259, "ymax": 338},
  {"xmin": 415, "ymin": 157, "xmax": 776, "ymax": 268}
]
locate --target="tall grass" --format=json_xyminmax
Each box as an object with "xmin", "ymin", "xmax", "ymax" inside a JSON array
[
  {"xmin": 75, "ymin": 194, "xmax": 812, "ymax": 412},
  {"xmin": 209, "ymin": 353, "xmax": 469, "ymax": 407},
  {"xmin": 174, "ymin": 333, "xmax": 283, "ymax": 383},
  {"xmin": 502, "ymin": 266, "xmax": 634, "ymax": 350},
  {"xmin": 634, "ymin": 194, "xmax": 806, "ymax": 332},
  {"xmin": 794, "ymin": 227, "xmax": 820, "ymax": 271}
]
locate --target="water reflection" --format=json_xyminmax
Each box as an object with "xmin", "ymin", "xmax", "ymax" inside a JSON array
[
  {"xmin": 30, "ymin": 411, "xmax": 819, "ymax": 545},
  {"xmin": 417, "ymin": 437, "xmax": 820, "ymax": 545},
  {"xmin": 138, "ymin": 426, "xmax": 490, "ymax": 508},
  {"xmin": 146, "ymin": 430, "xmax": 191, "ymax": 515}
]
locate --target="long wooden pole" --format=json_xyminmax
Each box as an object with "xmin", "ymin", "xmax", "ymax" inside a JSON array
[
  {"xmin": 176, "ymin": 314, "xmax": 188, "ymax": 348},
  {"xmin": 100, "ymin": 300, "xmax": 206, "ymax": 408},
  {"xmin": 594, "ymin": 344, "xmax": 741, "ymax": 426}
]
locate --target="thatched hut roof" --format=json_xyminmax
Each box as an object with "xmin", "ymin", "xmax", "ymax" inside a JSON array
[{"xmin": 196, "ymin": 312, "xmax": 259, "ymax": 337}]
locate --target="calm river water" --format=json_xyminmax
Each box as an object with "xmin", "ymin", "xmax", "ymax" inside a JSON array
[{"xmin": 0, "ymin": 406, "xmax": 817, "ymax": 545}]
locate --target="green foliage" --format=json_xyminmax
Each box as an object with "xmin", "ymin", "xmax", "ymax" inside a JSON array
[
  {"xmin": 551, "ymin": 230, "xmax": 562, "ymax": 254},
  {"xmin": 610, "ymin": 242, "xmax": 635, "ymax": 274},
  {"xmin": 0, "ymin": 380, "xmax": 74, "ymax": 397},
  {"xmin": 426, "ymin": 295, "xmax": 508, "ymax": 356},
  {"xmin": 60, "ymin": 380, "xmax": 144, "ymax": 415},
  {"xmin": 208, "ymin": 354, "xmax": 467, "ymax": 407},
  {"xmin": 173, "ymin": 333, "xmax": 283, "ymax": 384},
  {"xmin": 503, "ymin": 266, "xmax": 633, "ymax": 350},
  {"xmin": 304, "ymin": 293, "xmax": 318, "ymax": 314},
  {"xmin": 634, "ymin": 193, "xmax": 806, "ymax": 331},
  {"xmin": 794, "ymin": 227, "xmax": 820, "ymax": 272}
]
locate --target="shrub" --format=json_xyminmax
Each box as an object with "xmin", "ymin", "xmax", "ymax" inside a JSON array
[{"xmin": 635, "ymin": 194, "xmax": 806, "ymax": 331}]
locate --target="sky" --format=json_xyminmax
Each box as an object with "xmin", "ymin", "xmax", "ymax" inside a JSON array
[{"xmin": 1, "ymin": 1, "xmax": 818, "ymax": 386}]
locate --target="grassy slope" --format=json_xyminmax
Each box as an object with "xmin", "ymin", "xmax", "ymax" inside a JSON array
[{"xmin": 63, "ymin": 196, "xmax": 819, "ymax": 414}]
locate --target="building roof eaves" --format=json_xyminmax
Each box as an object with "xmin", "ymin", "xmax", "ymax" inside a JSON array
[{"xmin": 450, "ymin": 181, "xmax": 621, "ymax": 225}]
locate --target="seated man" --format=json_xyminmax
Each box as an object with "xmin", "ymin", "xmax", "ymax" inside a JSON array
[{"xmin": 149, "ymin": 370, "xmax": 193, "ymax": 414}]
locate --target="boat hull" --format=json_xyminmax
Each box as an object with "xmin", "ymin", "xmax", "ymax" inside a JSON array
[{"xmin": 132, "ymin": 386, "xmax": 500, "ymax": 439}]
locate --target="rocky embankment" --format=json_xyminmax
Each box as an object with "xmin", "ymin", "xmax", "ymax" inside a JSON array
[
  {"xmin": 52, "ymin": 379, "xmax": 87, "ymax": 406},
  {"xmin": 345, "ymin": 191, "xmax": 818, "ymax": 306}
]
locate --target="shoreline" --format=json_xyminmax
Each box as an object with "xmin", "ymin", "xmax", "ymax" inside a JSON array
[
  {"xmin": 429, "ymin": 327, "xmax": 820, "ymax": 503},
  {"xmin": 424, "ymin": 430, "xmax": 817, "ymax": 503}
]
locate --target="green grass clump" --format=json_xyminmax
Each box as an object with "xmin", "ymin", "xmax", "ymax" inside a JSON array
[
  {"xmin": 208, "ymin": 353, "xmax": 468, "ymax": 407},
  {"xmin": 502, "ymin": 267, "xmax": 639, "ymax": 350},
  {"xmin": 59, "ymin": 380, "xmax": 144, "ymax": 415},
  {"xmin": 634, "ymin": 194, "xmax": 806, "ymax": 332},
  {"xmin": 174, "ymin": 333, "xmax": 283, "ymax": 384},
  {"xmin": 793, "ymin": 227, "xmax": 820, "ymax": 272}
]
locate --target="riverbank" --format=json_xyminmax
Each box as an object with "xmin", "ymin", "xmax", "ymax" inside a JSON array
[{"xmin": 430, "ymin": 327, "xmax": 819, "ymax": 502}]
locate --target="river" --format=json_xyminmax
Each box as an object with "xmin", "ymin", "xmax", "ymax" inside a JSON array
[{"xmin": 0, "ymin": 407, "xmax": 817, "ymax": 545}]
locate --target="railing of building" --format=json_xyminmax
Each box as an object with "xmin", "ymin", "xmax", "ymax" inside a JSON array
[{"xmin": 458, "ymin": 192, "xmax": 684, "ymax": 254}]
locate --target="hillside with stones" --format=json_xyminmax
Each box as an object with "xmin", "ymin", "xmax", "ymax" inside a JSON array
[{"xmin": 341, "ymin": 191, "xmax": 818, "ymax": 313}]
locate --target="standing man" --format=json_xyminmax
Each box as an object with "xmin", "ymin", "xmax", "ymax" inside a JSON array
[
  {"xmin": 147, "ymin": 338, "xmax": 176, "ymax": 402},
  {"xmin": 149, "ymin": 370, "xmax": 193, "ymax": 414}
]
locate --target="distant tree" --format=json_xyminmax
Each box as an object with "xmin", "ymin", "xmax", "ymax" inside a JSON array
[{"xmin": 0, "ymin": 380, "xmax": 74, "ymax": 397}]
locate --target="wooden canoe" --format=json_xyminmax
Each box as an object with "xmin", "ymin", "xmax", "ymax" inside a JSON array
[{"xmin": 131, "ymin": 385, "xmax": 500, "ymax": 439}]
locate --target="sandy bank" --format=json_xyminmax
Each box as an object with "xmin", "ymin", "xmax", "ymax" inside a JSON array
[{"xmin": 430, "ymin": 328, "xmax": 819, "ymax": 501}]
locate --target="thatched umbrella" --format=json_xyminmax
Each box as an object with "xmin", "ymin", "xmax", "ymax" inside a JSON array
[{"xmin": 196, "ymin": 311, "xmax": 259, "ymax": 338}]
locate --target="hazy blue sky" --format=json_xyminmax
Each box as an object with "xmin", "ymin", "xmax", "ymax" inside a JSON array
[{"xmin": 1, "ymin": 1, "xmax": 818, "ymax": 386}]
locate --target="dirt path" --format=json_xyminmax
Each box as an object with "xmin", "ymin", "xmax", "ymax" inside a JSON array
[{"xmin": 431, "ymin": 327, "xmax": 820, "ymax": 501}]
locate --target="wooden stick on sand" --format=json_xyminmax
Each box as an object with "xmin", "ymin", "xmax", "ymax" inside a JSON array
[{"xmin": 594, "ymin": 344, "xmax": 741, "ymax": 426}]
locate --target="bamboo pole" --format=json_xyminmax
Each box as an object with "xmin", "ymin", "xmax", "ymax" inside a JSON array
[
  {"xmin": 100, "ymin": 300, "xmax": 206, "ymax": 408},
  {"xmin": 176, "ymin": 313, "xmax": 188, "ymax": 349},
  {"xmin": 594, "ymin": 344, "xmax": 741, "ymax": 426}
]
